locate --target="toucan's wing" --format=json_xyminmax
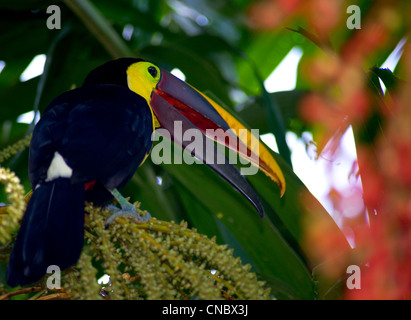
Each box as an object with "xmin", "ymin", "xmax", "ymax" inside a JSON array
[{"xmin": 30, "ymin": 85, "xmax": 153, "ymax": 191}]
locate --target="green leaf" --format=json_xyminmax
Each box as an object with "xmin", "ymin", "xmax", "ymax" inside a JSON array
[
  {"xmin": 370, "ymin": 66, "xmax": 403, "ymax": 93},
  {"xmin": 253, "ymin": 67, "xmax": 292, "ymax": 167},
  {"xmin": 238, "ymin": 90, "xmax": 310, "ymax": 135},
  {"xmin": 126, "ymin": 163, "xmax": 184, "ymax": 222},
  {"xmin": 236, "ymin": 32, "xmax": 300, "ymax": 94},
  {"xmin": 0, "ymin": 77, "xmax": 38, "ymax": 122}
]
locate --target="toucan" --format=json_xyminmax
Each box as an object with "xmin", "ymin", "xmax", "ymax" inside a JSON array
[{"xmin": 6, "ymin": 58, "xmax": 285, "ymax": 287}]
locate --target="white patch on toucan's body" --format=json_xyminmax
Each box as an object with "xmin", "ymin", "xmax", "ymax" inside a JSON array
[{"xmin": 45, "ymin": 152, "xmax": 73, "ymax": 182}]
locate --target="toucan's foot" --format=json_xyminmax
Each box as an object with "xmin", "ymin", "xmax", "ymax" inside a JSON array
[
  {"xmin": 104, "ymin": 203, "xmax": 151, "ymax": 228},
  {"xmin": 104, "ymin": 188, "xmax": 151, "ymax": 228}
]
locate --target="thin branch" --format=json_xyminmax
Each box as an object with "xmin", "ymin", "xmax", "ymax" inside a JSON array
[
  {"xmin": 0, "ymin": 286, "xmax": 42, "ymax": 300},
  {"xmin": 36, "ymin": 292, "xmax": 74, "ymax": 300}
]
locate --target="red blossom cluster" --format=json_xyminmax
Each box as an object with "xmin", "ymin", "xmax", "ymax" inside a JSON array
[
  {"xmin": 249, "ymin": 0, "xmax": 343, "ymax": 38},
  {"xmin": 248, "ymin": 0, "xmax": 411, "ymax": 299}
]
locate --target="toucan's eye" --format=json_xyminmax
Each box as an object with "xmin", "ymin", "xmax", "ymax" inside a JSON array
[{"xmin": 148, "ymin": 66, "xmax": 158, "ymax": 78}]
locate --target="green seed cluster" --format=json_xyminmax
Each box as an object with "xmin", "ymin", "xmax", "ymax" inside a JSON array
[
  {"xmin": 76, "ymin": 204, "xmax": 272, "ymax": 300},
  {"xmin": 0, "ymin": 134, "xmax": 32, "ymax": 164},
  {"xmin": 65, "ymin": 252, "xmax": 102, "ymax": 300},
  {"xmin": 0, "ymin": 167, "xmax": 26, "ymax": 244}
]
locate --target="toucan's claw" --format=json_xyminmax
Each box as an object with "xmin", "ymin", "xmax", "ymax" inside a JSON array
[
  {"xmin": 105, "ymin": 188, "xmax": 151, "ymax": 228},
  {"xmin": 104, "ymin": 204, "xmax": 151, "ymax": 228}
]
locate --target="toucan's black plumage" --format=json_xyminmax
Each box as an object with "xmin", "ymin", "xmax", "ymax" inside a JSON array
[
  {"xmin": 7, "ymin": 59, "xmax": 153, "ymax": 286},
  {"xmin": 7, "ymin": 58, "xmax": 285, "ymax": 287}
]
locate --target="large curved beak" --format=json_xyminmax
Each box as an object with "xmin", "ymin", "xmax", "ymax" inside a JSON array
[{"xmin": 150, "ymin": 68, "xmax": 286, "ymax": 217}]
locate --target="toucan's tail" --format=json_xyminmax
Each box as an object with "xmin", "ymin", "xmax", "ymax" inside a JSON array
[{"xmin": 6, "ymin": 178, "xmax": 85, "ymax": 287}]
